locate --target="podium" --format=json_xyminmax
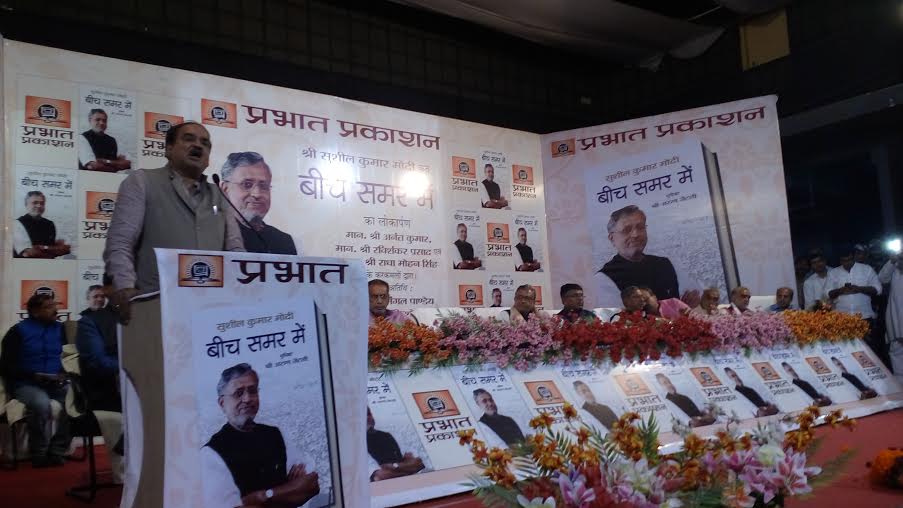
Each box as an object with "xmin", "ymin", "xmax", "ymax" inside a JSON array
[{"xmin": 119, "ymin": 250, "xmax": 368, "ymax": 508}]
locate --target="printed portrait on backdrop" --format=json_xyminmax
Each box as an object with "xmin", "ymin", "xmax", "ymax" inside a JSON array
[
  {"xmin": 511, "ymin": 164, "xmax": 537, "ymax": 201},
  {"xmin": 486, "ymin": 274, "xmax": 515, "ymax": 307},
  {"xmin": 586, "ymin": 139, "xmax": 736, "ymax": 309},
  {"xmin": 78, "ymin": 85, "xmax": 136, "ymax": 172},
  {"xmin": 512, "ymin": 215, "xmax": 543, "ymax": 272},
  {"xmin": 570, "ymin": 380, "xmax": 620, "ymax": 430},
  {"xmin": 193, "ymin": 298, "xmax": 336, "ymax": 508},
  {"xmin": 829, "ymin": 356, "xmax": 878, "ymax": 399},
  {"xmin": 471, "ymin": 388, "xmax": 526, "ymax": 448},
  {"xmin": 478, "ymin": 164, "xmax": 510, "ymax": 209},
  {"xmin": 451, "ymin": 212, "xmax": 484, "ymax": 270},
  {"xmin": 19, "ymin": 89, "xmax": 78, "ymax": 169},
  {"xmin": 722, "ymin": 367, "xmax": 780, "ymax": 417},
  {"xmin": 219, "ymin": 151, "xmax": 299, "ymax": 255},
  {"xmin": 779, "ymin": 361, "xmax": 833, "ymax": 407},
  {"xmin": 524, "ymin": 380, "xmax": 565, "ymax": 405},
  {"xmin": 453, "ymin": 364, "xmax": 532, "ymax": 450},
  {"xmin": 653, "ymin": 372, "xmax": 716, "ymax": 427},
  {"xmin": 366, "ymin": 372, "xmax": 431, "ymax": 482},
  {"xmin": 457, "ymin": 285, "xmax": 484, "ymax": 308},
  {"xmin": 13, "ymin": 167, "xmax": 76, "ymax": 260}
]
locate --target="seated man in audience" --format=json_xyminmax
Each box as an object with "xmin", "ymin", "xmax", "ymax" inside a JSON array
[
  {"xmin": 202, "ymin": 363, "xmax": 324, "ymax": 507},
  {"xmin": 654, "ymin": 373, "xmax": 715, "ymax": 427},
  {"xmin": 727, "ymin": 286, "xmax": 753, "ymax": 315},
  {"xmin": 768, "ymin": 287, "xmax": 796, "ymax": 312},
  {"xmin": 723, "ymin": 367, "xmax": 779, "ymax": 417},
  {"xmin": 639, "ymin": 286, "xmax": 689, "ymax": 320},
  {"xmin": 473, "ymin": 389, "xmax": 525, "ymax": 448},
  {"xmin": 691, "ymin": 288, "xmax": 723, "ymax": 316},
  {"xmin": 557, "ymin": 283, "xmax": 598, "ymax": 323},
  {"xmin": 367, "ymin": 406, "xmax": 425, "ymax": 481},
  {"xmin": 780, "ymin": 362, "xmax": 832, "ymax": 406},
  {"xmin": 452, "ymin": 223, "xmax": 482, "ymax": 270},
  {"xmin": 369, "ymin": 279, "xmax": 416, "ymax": 326},
  {"xmin": 499, "ymin": 284, "xmax": 549, "ymax": 323},
  {"xmin": 830, "ymin": 356, "xmax": 878, "ymax": 399},
  {"xmin": 76, "ymin": 274, "xmax": 122, "ymax": 412},
  {"xmin": 610, "ymin": 286, "xmax": 647, "ymax": 322},
  {"xmin": 572, "ymin": 380, "xmax": 618, "ymax": 430},
  {"xmin": 0, "ymin": 294, "xmax": 70, "ymax": 467}
]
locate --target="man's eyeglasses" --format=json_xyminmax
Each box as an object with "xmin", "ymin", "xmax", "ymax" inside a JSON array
[
  {"xmin": 611, "ymin": 224, "xmax": 647, "ymax": 235},
  {"xmin": 224, "ymin": 386, "xmax": 259, "ymax": 399},
  {"xmin": 226, "ymin": 180, "xmax": 272, "ymax": 192}
]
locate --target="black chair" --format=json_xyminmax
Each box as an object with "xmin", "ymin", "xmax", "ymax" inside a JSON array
[{"xmin": 64, "ymin": 372, "xmax": 119, "ymax": 502}]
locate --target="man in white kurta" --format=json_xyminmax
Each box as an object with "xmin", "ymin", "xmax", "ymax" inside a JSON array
[
  {"xmin": 200, "ymin": 363, "xmax": 328, "ymax": 508},
  {"xmin": 878, "ymin": 256, "xmax": 903, "ymax": 382}
]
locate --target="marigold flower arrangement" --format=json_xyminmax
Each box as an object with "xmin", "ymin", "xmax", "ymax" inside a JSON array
[
  {"xmin": 866, "ymin": 448, "xmax": 903, "ymax": 489},
  {"xmin": 781, "ymin": 310, "xmax": 870, "ymax": 345},
  {"xmin": 367, "ymin": 318, "xmax": 447, "ymax": 371},
  {"xmin": 458, "ymin": 404, "xmax": 856, "ymax": 507}
]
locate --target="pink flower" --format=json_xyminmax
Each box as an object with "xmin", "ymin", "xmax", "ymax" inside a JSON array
[{"xmin": 559, "ymin": 468, "xmax": 596, "ymax": 507}]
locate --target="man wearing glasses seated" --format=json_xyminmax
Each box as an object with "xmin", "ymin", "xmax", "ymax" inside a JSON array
[{"xmin": 220, "ymin": 151, "xmax": 299, "ymax": 255}]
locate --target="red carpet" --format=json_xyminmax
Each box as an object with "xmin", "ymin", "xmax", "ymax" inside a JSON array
[
  {"xmin": 0, "ymin": 444, "xmax": 122, "ymax": 508},
  {"xmin": 2, "ymin": 411, "xmax": 900, "ymax": 507}
]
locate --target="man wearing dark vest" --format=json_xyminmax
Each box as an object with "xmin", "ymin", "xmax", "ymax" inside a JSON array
[
  {"xmin": 13, "ymin": 191, "xmax": 72, "ymax": 258},
  {"xmin": 78, "ymin": 109, "xmax": 132, "ymax": 172},
  {"xmin": 220, "ymin": 151, "xmax": 299, "ymax": 255},
  {"xmin": 366, "ymin": 406, "xmax": 425, "ymax": 481},
  {"xmin": 201, "ymin": 363, "xmax": 322, "ymax": 507},
  {"xmin": 452, "ymin": 223, "xmax": 482, "ymax": 270},
  {"xmin": 76, "ymin": 275, "xmax": 122, "ymax": 412},
  {"xmin": 723, "ymin": 367, "xmax": 779, "ymax": 417},
  {"xmin": 830, "ymin": 356, "xmax": 878, "ymax": 399},
  {"xmin": 514, "ymin": 228, "xmax": 541, "ymax": 272},
  {"xmin": 655, "ymin": 373, "xmax": 715, "ymax": 427},
  {"xmin": 572, "ymin": 380, "xmax": 617, "ymax": 430},
  {"xmin": 473, "ymin": 389, "xmax": 524, "ymax": 448},
  {"xmin": 0, "ymin": 294, "xmax": 70, "ymax": 467},
  {"xmin": 104, "ymin": 121, "xmax": 244, "ymax": 323},
  {"xmin": 595, "ymin": 205, "xmax": 701, "ymax": 308},
  {"xmin": 780, "ymin": 362, "xmax": 832, "ymax": 407},
  {"xmin": 479, "ymin": 164, "xmax": 509, "ymax": 209}
]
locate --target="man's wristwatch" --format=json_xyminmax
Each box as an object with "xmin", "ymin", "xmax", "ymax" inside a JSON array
[
  {"xmin": 265, "ymin": 488, "xmax": 275, "ymax": 499},
  {"xmin": 392, "ymin": 462, "xmax": 400, "ymax": 471}
]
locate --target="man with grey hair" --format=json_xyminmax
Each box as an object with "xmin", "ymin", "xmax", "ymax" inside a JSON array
[
  {"xmin": 201, "ymin": 363, "xmax": 325, "ymax": 507},
  {"xmin": 220, "ymin": 151, "xmax": 298, "ymax": 254},
  {"xmin": 594, "ymin": 204, "xmax": 701, "ymax": 309}
]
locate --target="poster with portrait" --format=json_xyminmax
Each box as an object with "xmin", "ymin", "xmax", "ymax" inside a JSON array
[
  {"xmin": 485, "ymin": 222, "xmax": 513, "ymax": 261},
  {"xmin": 748, "ymin": 346, "xmax": 830, "ymax": 412},
  {"xmin": 840, "ymin": 340, "xmax": 903, "ymax": 396},
  {"xmin": 685, "ymin": 360, "xmax": 761, "ymax": 418},
  {"xmin": 452, "ymin": 364, "xmax": 532, "ymax": 450},
  {"xmin": 13, "ymin": 165, "xmax": 77, "ymax": 260},
  {"xmin": 795, "ymin": 343, "xmax": 863, "ymax": 404},
  {"xmin": 486, "ymin": 274, "xmax": 515, "ymax": 308},
  {"xmin": 708, "ymin": 351, "xmax": 781, "ymax": 419},
  {"xmin": 512, "ymin": 214, "xmax": 543, "ymax": 273},
  {"xmin": 477, "ymin": 149, "xmax": 511, "ymax": 210},
  {"xmin": 584, "ymin": 138, "xmax": 726, "ymax": 308},
  {"xmin": 643, "ymin": 360, "xmax": 716, "ymax": 428},
  {"xmin": 450, "ymin": 209, "xmax": 485, "ymax": 271},
  {"xmin": 16, "ymin": 76, "xmax": 78, "ymax": 168},
  {"xmin": 556, "ymin": 361, "xmax": 626, "ymax": 434},
  {"xmin": 191, "ymin": 294, "xmax": 336, "ymax": 508},
  {"xmin": 607, "ymin": 365, "xmax": 676, "ymax": 425},
  {"xmin": 450, "ymin": 155, "xmax": 480, "ymax": 200},
  {"xmin": 366, "ymin": 372, "xmax": 434, "ymax": 481},
  {"xmin": 510, "ymin": 368, "xmax": 579, "ymax": 435},
  {"xmin": 77, "ymin": 84, "xmax": 137, "ymax": 172},
  {"xmin": 392, "ymin": 369, "xmax": 479, "ymax": 470},
  {"xmin": 154, "ymin": 250, "xmax": 366, "ymax": 508}
]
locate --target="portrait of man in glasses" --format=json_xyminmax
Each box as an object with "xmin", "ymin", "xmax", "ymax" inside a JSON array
[
  {"xmin": 594, "ymin": 205, "xmax": 701, "ymax": 308},
  {"xmin": 220, "ymin": 151, "xmax": 299, "ymax": 255}
]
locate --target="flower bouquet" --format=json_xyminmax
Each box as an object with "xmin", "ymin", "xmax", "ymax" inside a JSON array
[
  {"xmin": 458, "ymin": 403, "xmax": 856, "ymax": 507},
  {"xmin": 781, "ymin": 310, "xmax": 870, "ymax": 345},
  {"xmin": 436, "ymin": 313, "xmax": 562, "ymax": 371}
]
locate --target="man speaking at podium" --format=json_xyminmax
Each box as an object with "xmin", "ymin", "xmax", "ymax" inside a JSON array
[{"xmin": 104, "ymin": 121, "xmax": 244, "ymax": 319}]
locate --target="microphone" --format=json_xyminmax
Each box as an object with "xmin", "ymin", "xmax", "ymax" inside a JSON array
[{"xmin": 211, "ymin": 173, "xmax": 271, "ymax": 253}]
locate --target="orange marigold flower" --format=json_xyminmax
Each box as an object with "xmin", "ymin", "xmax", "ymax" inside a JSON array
[
  {"xmin": 458, "ymin": 428, "xmax": 476, "ymax": 446},
  {"xmin": 562, "ymin": 402, "xmax": 578, "ymax": 420},
  {"xmin": 530, "ymin": 413, "xmax": 555, "ymax": 430}
]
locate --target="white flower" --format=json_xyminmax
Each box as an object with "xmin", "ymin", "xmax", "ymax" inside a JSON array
[
  {"xmin": 517, "ymin": 494, "xmax": 556, "ymax": 507},
  {"xmin": 756, "ymin": 443, "xmax": 786, "ymax": 467}
]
